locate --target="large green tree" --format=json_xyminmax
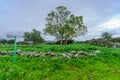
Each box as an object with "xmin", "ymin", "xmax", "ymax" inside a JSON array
[
  {"xmin": 44, "ymin": 6, "xmax": 87, "ymax": 44},
  {"xmin": 24, "ymin": 29, "xmax": 44, "ymax": 44}
]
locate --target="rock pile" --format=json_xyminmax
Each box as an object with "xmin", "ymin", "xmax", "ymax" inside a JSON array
[{"xmin": 0, "ymin": 49, "xmax": 100, "ymax": 58}]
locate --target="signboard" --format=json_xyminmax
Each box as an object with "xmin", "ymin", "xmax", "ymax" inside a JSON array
[{"xmin": 6, "ymin": 34, "xmax": 15, "ymax": 38}]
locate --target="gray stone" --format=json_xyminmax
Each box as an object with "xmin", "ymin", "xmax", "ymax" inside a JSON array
[
  {"xmin": 70, "ymin": 51, "xmax": 77, "ymax": 55},
  {"xmin": 79, "ymin": 51, "xmax": 88, "ymax": 56},
  {"xmin": 34, "ymin": 54, "xmax": 41, "ymax": 57},
  {"xmin": 17, "ymin": 49, "xmax": 22, "ymax": 55},
  {"xmin": 74, "ymin": 53, "xmax": 79, "ymax": 57},
  {"xmin": 88, "ymin": 53, "xmax": 95, "ymax": 56},
  {"xmin": 93, "ymin": 50, "xmax": 100, "ymax": 55},
  {"xmin": 68, "ymin": 54, "xmax": 73, "ymax": 57},
  {"xmin": 0, "ymin": 51, "xmax": 6, "ymax": 55}
]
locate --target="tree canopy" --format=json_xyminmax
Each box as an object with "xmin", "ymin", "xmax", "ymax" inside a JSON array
[
  {"xmin": 24, "ymin": 29, "xmax": 44, "ymax": 44},
  {"xmin": 44, "ymin": 6, "xmax": 87, "ymax": 44}
]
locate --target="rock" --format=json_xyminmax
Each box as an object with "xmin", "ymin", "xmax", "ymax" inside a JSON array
[
  {"xmin": 17, "ymin": 49, "xmax": 22, "ymax": 55},
  {"xmin": 54, "ymin": 53, "xmax": 59, "ymax": 57},
  {"xmin": 88, "ymin": 53, "xmax": 95, "ymax": 56},
  {"xmin": 79, "ymin": 51, "xmax": 88, "ymax": 56},
  {"xmin": 68, "ymin": 54, "xmax": 73, "ymax": 57},
  {"xmin": 74, "ymin": 53, "xmax": 79, "ymax": 57},
  {"xmin": 25, "ymin": 52, "xmax": 33, "ymax": 56},
  {"xmin": 20, "ymin": 53, "xmax": 25, "ymax": 56},
  {"xmin": 70, "ymin": 51, "xmax": 77, "ymax": 55},
  {"xmin": 8, "ymin": 51, "xmax": 13, "ymax": 56},
  {"xmin": 62, "ymin": 53, "xmax": 71, "ymax": 59},
  {"xmin": 62, "ymin": 53, "xmax": 67, "ymax": 58},
  {"xmin": 93, "ymin": 50, "xmax": 100, "ymax": 55},
  {"xmin": 0, "ymin": 51, "xmax": 6, "ymax": 55},
  {"xmin": 45, "ymin": 52, "xmax": 55, "ymax": 57},
  {"xmin": 34, "ymin": 54, "xmax": 41, "ymax": 57},
  {"xmin": 39, "ymin": 52, "xmax": 45, "ymax": 57}
]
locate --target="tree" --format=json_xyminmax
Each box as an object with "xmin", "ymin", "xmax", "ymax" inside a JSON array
[
  {"xmin": 24, "ymin": 29, "xmax": 44, "ymax": 44},
  {"xmin": 7, "ymin": 39, "xmax": 14, "ymax": 44},
  {"xmin": 44, "ymin": 6, "xmax": 87, "ymax": 44},
  {"xmin": 0, "ymin": 39, "xmax": 7, "ymax": 44},
  {"xmin": 102, "ymin": 32, "xmax": 112, "ymax": 40}
]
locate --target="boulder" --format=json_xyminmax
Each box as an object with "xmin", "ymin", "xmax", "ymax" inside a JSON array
[
  {"xmin": 93, "ymin": 50, "xmax": 100, "ymax": 55},
  {"xmin": 0, "ymin": 51, "xmax": 7, "ymax": 55},
  {"xmin": 34, "ymin": 54, "xmax": 41, "ymax": 57},
  {"xmin": 70, "ymin": 51, "xmax": 77, "ymax": 55},
  {"xmin": 74, "ymin": 53, "xmax": 79, "ymax": 57},
  {"xmin": 62, "ymin": 53, "xmax": 71, "ymax": 59},
  {"xmin": 79, "ymin": 51, "xmax": 88, "ymax": 56},
  {"xmin": 45, "ymin": 52, "xmax": 54, "ymax": 57},
  {"xmin": 88, "ymin": 53, "xmax": 95, "ymax": 56},
  {"xmin": 17, "ymin": 49, "xmax": 22, "ymax": 55}
]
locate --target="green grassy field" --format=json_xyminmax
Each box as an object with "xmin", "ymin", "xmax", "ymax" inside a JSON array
[{"xmin": 0, "ymin": 43, "xmax": 120, "ymax": 80}]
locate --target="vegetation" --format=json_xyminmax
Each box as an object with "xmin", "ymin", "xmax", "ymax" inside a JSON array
[
  {"xmin": 0, "ymin": 39, "xmax": 7, "ymax": 44},
  {"xmin": 0, "ymin": 43, "xmax": 120, "ymax": 80},
  {"xmin": 80, "ymin": 32, "xmax": 120, "ymax": 48},
  {"xmin": 0, "ymin": 5, "xmax": 120, "ymax": 80},
  {"xmin": 24, "ymin": 29, "xmax": 44, "ymax": 44},
  {"xmin": 0, "ymin": 43, "xmax": 102, "ymax": 53},
  {"xmin": 44, "ymin": 6, "xmax": 87, "ymax": 44},
  {"xmin": 102, "ymin": 32, "xmax": 112, "ymax": 40},
  {"xmin": 0, "ymin": 39, "xmax": 14, "ymax": 44}
]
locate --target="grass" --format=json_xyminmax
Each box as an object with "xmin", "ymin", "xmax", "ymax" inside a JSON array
[{"xmin": 0, "ymin": 43, "xmax": 120, "ymax": 80}]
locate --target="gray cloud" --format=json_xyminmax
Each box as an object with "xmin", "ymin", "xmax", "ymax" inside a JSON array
[{"xmin": 0, "ymin": 0, "xmax": 120, "ymax": 40}]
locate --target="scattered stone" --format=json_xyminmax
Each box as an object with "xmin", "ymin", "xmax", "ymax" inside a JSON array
[
  {"xmin": 62, "ymin": 53, "xmax": 67, "ymax": 58},
  {"xmin": 53, "ymin": 53, "xmax": 59, "ymax": 57},
  {"xmin": 88, "ymin": 53, "xmax": 95, "ymax": 57},
  {"xmin": 1, "ymin": 51, "xmax": 6, "ymax": 55},
  {"xmin": 74, "ymin": 53, "xmax": 79, "ymax": 57},
  {"xmin": 34, "ymin": 54, "xmax": 41, "ymax": 57},
  {"xmin": 45, "ymin": 52, "xmax": 54, "ymax": 57},
  {"xmin": 70, "ymin": 51, "xmax": 77, "ymax": 55},
  {"xmin": 39, "ymin": 52, "xmax": 45, "ymax": 57},
  {"xmin": 93, "ymin": 50, "xmax": 100, "ymax": 55},
  {"xmin": 9, "ymin": 51, "xmax": 13, "ymax": 56},
  {"xmin": 79, "ymin": 51, "xmax": 88, "ymax": 56},
  {"xmin": 17, "ymin": 49, "xmax": 22, "ymax": 55},
  {"xmin": 0, "ymin": 50, "xmax": 100, "ymax": 58},
  {"xmin": 68, "ymin": 53, "xmax": 73, "ymax": 58}
]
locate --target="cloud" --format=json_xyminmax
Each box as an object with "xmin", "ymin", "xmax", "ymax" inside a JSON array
[
  {"xmin": 99, "ymin": 15, "xmax": 120, "ymax": 30},
  {"xmin": 0, "ymin": 0, "xmax": 120, "ymax": 41},
  {"xmin": 76, "ymin": 15, "xmax": 120, "ymax": 41}
]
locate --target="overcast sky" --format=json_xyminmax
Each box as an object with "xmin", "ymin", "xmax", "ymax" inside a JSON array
[{"xmin": 0, "ymin": 0, "xmax": 120, "ymax": 41}]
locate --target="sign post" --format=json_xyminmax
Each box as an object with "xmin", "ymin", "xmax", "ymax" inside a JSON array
[
  {"xmin": 7, "ymin": 34, "xmax": 23, "ymax": 62},
  {"xmin": 13, "ymin": 36, "xmax": 17, "ymax": 62}
]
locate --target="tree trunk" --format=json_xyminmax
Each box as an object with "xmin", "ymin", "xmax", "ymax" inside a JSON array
[
  {"xmin": 65, "ymin": 40, "xmax": 68, "ymax": 45},
  {"xmin": 60, "ymin": 40, "xmax": 63, "ymax": 45}
]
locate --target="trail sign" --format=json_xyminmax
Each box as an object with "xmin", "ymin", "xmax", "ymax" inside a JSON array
[{"xmin": 7, "ymin": 34, "xmax": 23, "ymax": 62}]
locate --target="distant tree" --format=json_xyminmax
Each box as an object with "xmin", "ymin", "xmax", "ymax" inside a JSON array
[
  {"xmin": 24, "ymin": 29, "xmax": 44, "ymax": 44},
  {"xmin": 0, "ymin": 39, "xmax": 7, "ymax": 44},
  {"xmin": 44, "ymin": 6, "xmax": 87, "ymax": 44},
  {"xmin": 102, "ymin": 32, "xmax": 112, "ymax": 40},
  {"xmin": 7, "ymin": 39, "xmax": 14, "ymax": 44}
]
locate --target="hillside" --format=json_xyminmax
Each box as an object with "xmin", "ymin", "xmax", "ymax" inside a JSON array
[{"xmin": 0, "ymin": 44, "xmax": 120, "ymax": 80}]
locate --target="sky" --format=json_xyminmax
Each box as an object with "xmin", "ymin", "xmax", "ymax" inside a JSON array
[{"xmin": 0, "ymin": 0, "xmax": 120, "ymax": 41}]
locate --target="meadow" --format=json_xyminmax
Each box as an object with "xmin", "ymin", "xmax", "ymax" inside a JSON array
[{"xmin": 0, "ymin": 43, "xmax": 120, "ymax": 80}]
